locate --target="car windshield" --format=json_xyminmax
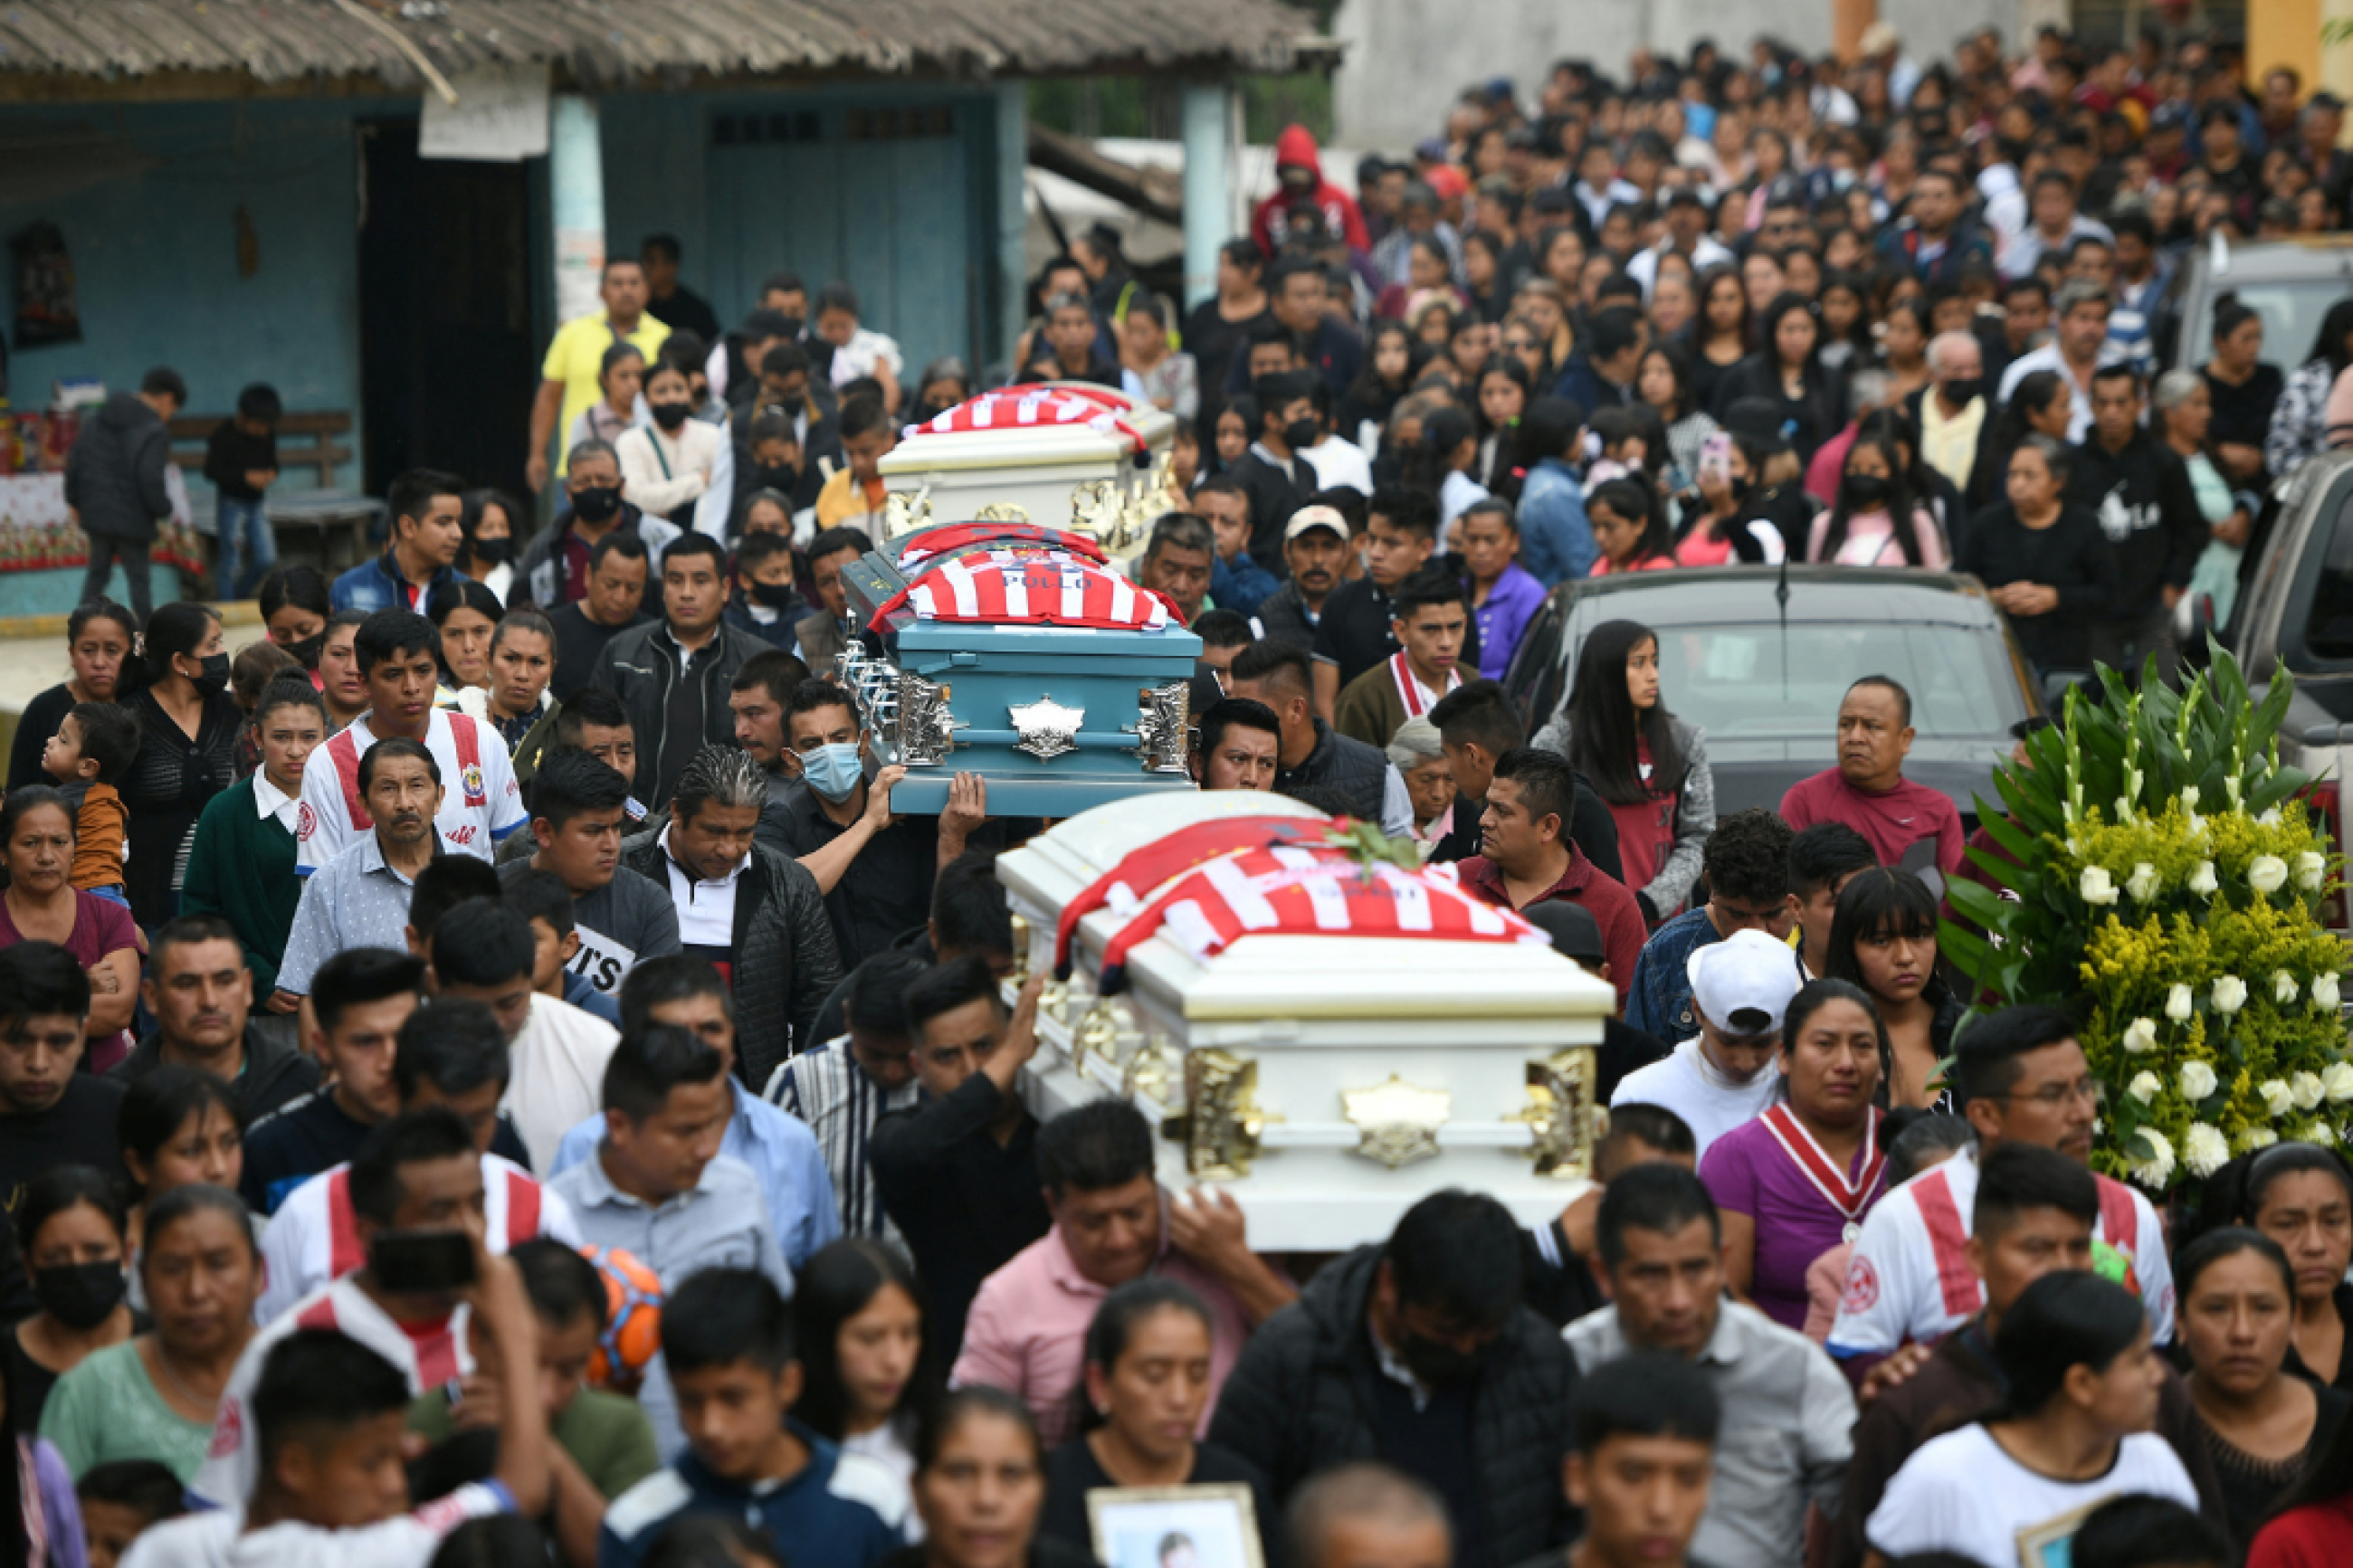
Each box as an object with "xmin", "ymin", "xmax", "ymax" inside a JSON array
[
  {"xmin": 1611, "ymin": 622, "xmax": 2024, "ymax": 739},
  {"xmin": 2179, "ymin": 276, "xmax": 2353, "ymax": 367}
]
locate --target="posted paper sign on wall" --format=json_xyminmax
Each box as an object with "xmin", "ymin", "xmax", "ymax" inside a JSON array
[{"xmin": 420, "ymin": 65, "xmax": 551, "ymax": 162}]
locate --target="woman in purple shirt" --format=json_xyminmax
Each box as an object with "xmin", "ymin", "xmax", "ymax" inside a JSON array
[{"xmin": 1700, "ymin": 978, "xmax": 1892, "ymax": 1330}]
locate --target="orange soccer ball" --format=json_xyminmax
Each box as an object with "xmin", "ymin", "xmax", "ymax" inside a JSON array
[{"xmin": 582, "ymin": 1245, "xmax": 663, "ymax": 1385}]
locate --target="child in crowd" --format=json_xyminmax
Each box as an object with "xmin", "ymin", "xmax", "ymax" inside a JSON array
[
  {"xmin": 738, "ymin": 412, "xmax": 805, "ymax": 509},
  {"xmin": 76, "ymin": 1460, "xmax": 184, "ymax": 1568},
  {"xmin": 42, "ymin": 699, "xmax": 139, "ymax": 903},
  {"xmin": 502, "ymin": 868, "xmax": 623, "ymax": 1027},
  {"xmin": 815, "ymin": 395, "xmax": 896, "ymax": 537},
  {"xmin": 599, "ymin": 1268, "xmax": 909, "ymax": 1568},
  {"xmin": 204, "ymin": 381, "xmax": 281, "ymax": 599}
]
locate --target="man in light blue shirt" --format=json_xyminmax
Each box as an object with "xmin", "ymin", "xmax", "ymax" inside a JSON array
[{"xmin": 550, "ymin": 955, "xmax": 839, "ymax": 1268}]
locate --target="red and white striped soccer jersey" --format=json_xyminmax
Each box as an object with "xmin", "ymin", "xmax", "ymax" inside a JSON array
[
  {"xmin": 191, "ymin": 1275, "xmax": 475, "ymax": 1510},
  {"xmin": 294, "ymin": 706, "xmax": 525, "ymax": 874},
  {"xmin": 255, "ymin": 1153, "xmax": 579, "ymax": 1325},
  {"xmin": 902, "ymin": 549, "xmax": 1177, "ymax": 632}
]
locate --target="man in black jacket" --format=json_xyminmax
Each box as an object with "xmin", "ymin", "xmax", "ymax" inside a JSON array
[
  {"xmin": 1208, "ymin": 1190, "xmax": 1579, "ymax": 1568},
  {"xmin": 619, "ymin": 745, "xmax": 843, "ymax": 1088},
  {"xmin": 593, "ymin": 532, "xmax": 769, "ymax": 810},
  {"xmin": 65, "ymin": 366, "xmax": 182, "ymax": 622},
  {"xmin": 1229, "ymin": 370, "xmax": 1322, "ymax": 574},
  {"xmin": 1434, "ymin": 680, "xmax": 1622, "ymax": 881},
  {"xmin": 2067, "ymin": 365, "xmax": 2205, "ymax": 683},
  {"xmin": 1228, "ymin": 641, "xmax": 1410, "ymax": 834}
]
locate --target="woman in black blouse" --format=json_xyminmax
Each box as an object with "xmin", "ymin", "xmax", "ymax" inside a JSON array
[
  {"xmin": 1956, "ymin": 435, "xmax": 2119, "ymax": 677},
  {"xmin": 118, "ymin": 602, "xmax": 243, "ymax": 927},
  {"xmin": 1709, "ymin": 292, "xmax": 1843, "ymax": 468},
  {"xmin": 2203, "ymin": 292, "xmax": 2285, "ymax": 486},
  {"xmin": 5, "ymin": 601, "xmax": 136, "ymax": 792}
]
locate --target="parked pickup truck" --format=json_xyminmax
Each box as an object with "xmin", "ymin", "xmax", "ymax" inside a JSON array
[{"xmin": 2226, "ymin": 448, "xmax": 2353, "ymax": 927}]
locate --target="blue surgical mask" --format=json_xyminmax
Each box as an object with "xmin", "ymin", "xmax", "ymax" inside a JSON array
[{"xmin": 804, "ymin": 742, "xmax": 863, "ymax": 803}]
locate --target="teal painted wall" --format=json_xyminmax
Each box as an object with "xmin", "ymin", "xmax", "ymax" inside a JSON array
[{"xmin": 0, "ymin": 100, "xmax": 363, "ymax": 473}]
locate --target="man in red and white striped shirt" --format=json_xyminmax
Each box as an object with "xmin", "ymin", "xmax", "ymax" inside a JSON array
[
  {"xmin": 258, "ymin": 1000, "xmax": 579, "ymax": 1322},
  {"xmin": 195, "ymin": 1106, "xmax": 502, "ymax": 1511}
]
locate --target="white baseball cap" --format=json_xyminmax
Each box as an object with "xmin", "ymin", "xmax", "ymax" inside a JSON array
[
  {"xmin": 1283, "ymin": 504, "xmax": 1351, "ymax": 543},
  {"xmin": 1686, "ymin": 928, "xmax": 1805, "ymax": 1039}
]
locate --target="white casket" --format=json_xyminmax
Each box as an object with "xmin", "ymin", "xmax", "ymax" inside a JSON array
[
  {"xmin": 996, "ymin": 792, "xmax": 1615, "ymax": 1250},
  {"xmin": 881, "ymin": 383, "xmax": 1176, "ymax": 549}
]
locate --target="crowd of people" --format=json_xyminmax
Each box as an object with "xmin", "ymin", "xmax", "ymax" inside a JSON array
[{"xmin": 11, "ymin": 14, "xmax": 2353, "ymax": 1568}]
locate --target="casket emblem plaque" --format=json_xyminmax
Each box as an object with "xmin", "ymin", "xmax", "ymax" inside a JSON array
[
  {"xmin": 1126, "ymin": 682, "xmax": 1193, "ymax": 774},
  {"xmin": 1342, "ymin": 1076, "xmax": 1453, "ymax": 1170},
  {"xmin": 1163, "ymin": 1048, "xmax": 1270, "ymax": 1180},
  {"xmin": 1009, "ymin": 698, "xmax": 1086, "ymax": 761},
  {"xmin": 1513, "ymin": 1047, "xmax": 1602, "ymax": 1179}
]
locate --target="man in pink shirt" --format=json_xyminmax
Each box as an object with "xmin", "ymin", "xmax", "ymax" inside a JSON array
[
  {"xmin": 1779, "ymin": 677, "xmax": 1964, "ymax": 876},
  {"xmin": 951, "ymin": 1099, "xmax": 1296, "ymax": 1445}
]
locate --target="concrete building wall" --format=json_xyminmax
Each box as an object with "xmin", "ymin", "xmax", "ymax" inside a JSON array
[
  {"xmin": 0, "ymin": 100, "xmax": 363, "ymax": 459},
  {"xmin": 1331, "ymin": 0, "xmax": 2012, "ymax": 152}
]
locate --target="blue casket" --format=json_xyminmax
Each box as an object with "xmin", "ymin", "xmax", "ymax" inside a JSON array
[{"xmin": 834, "ymin": 520, "xmax": 1203, "ymax": 816}]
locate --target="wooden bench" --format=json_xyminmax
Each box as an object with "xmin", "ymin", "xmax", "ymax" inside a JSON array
[{"xmin": 163, "ymin": 411, "xmax": 379, "ymax": 580}]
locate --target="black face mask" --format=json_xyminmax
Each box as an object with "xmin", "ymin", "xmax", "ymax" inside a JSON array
[
  {"xmin": 572, "ymin": 485, "xmax": 623, "ymax": 525},
  {"xmin": 1399, "ymin": 1328, "xmax": 1489, "ymax": 1388},
  {"xmin": 192, "ymin": 651, "xmax": 232, "ymax": 695},
  {"xmin": 750, "ymin": 464, "xmax": 800, "ymax": 496},
  {"xmin": 1842, "ymin": 473, "xmax": 1893, "ymax": 510},
  {"xmin": 1284, "ymin": 417, "xmax": 1321, "ymax": 451},
  {"xmin": 650, "ymin": 400, "xmax": 692, "ymax": 431},
  {"xmin": 1942, "ymin": 375, "xmax": 1985, "ymax": 406},
  {"xmin": 776, "ymin": 317, "xmax": 806, "ymax": 341},
  {"xmin": 471, "ymin": 535, "xmax": 514, "ymax": 565},
  {"xmin": 34, "ymin": 1260, "xmax": 125, "ymax": 1330},
  {"xmin": 748, "ymin": 580, "xmax": 800, "ymax": 609},
  {"xmin": 283, "ymin": 632, "xmax": 325, "ymax": 670}
]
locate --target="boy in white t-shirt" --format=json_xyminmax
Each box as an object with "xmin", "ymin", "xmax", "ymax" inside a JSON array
[
  {"xmin": 129, "ymin": 1235, "xmax": 548, "ymax": 1568},
  {"xmin": 1863, "ymin": 1271, "xmax": 2197, "ymax": 1568},
  {"xmin": 1610, "ymin": 927, "xmax": 1805, "ymax": 1158}
]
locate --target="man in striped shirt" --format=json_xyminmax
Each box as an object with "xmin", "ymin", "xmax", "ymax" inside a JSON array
[{"xmin": 767, "ymin": 951, "xmax": 922, "ymax": 1245}]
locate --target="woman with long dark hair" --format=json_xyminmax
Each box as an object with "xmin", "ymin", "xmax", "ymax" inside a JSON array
[
  {"xmin": 456, "ymin": 489, "xmax": 524, "ymax": 604},
  {"xmin": 1710, "ymin": 293, "xmax": 1843, "ymax": 466},
  {"xmin": 1039, "ymin": 1280, "xmax": 1274, "ymax": 1563},
  {"xmin": 1865, "ymin": 1273, "xmax": 2197, "ymax": 1563},
  {"xmin": 1700, "ymin": 979, "xmax": 1889, "ymax": 1328},
  {"xmin": 425, "ymin": 578, "xmax": 502, "ymax": 696},
  {"xmin": 117, "ymin": 602, "xmax": 242, "ymax": 927},
  {"xmin": 6, "ymin": 600, "xmax": 137, "ymax": 791},
  {"xmin": 2215, "ymin": 1145, "xmax": 2353, "ymax": 1392},
  {"xmin": 1805, "ymin": 433, "xmax": 1948, "ymax": 568},
  {"xmin": 1586, "ymin": 477, "xmax": 1678, "ymax": 576},
  {"xmin": 895, "ymin": 1388, "xmax": 1089, "ymax": 1568},
  {"xmin": 1637, "ymin": 344, "xmax": 1723, "ymax": 497},
  {"xmin": 7, "ymin": 1166, "xmax": 136, "ymax": 1434},
  {"xmin": 1691, "ymin": 264, "xmax": 1753, "ymax": 414},
  {"xmin": 1877, "ymin": 299, "xmax": 1934, "ymax": 406},
  {"xmin": 1404, "ymin": 406, "xmax": 1489, "ymax": 538},
  {"xmin": 1564, "ymin": 620, "xmax": 1714, "ymax": 922},
  {"xmin": 795, "ymin": 1239, "xmax": 933, "ymax": 1517},
  {"xmin": 1472, "ymin": 356, "xmax": 1532, "ymax": 492},
  {"xmin": 255, "ymin": 568, "xmax": 331, "ymax": 670},
  {"xmin": 1824, "ymin": 869, "xmax": 1962, "ymax": 1108},
  {"xmin": 1967, "ymin": 368, "xmax": 2073, "ymax": 511},
  {"xmin": 2174, "ymin": 1227, "xmax": 2348, "ymax": 1554},
  {"xmin": 2202, "ymin": 293, "xmax": 2283, "ymax": 486},
  {"xmin": 2264, "ymin": 298, "xmax": 2353, "ymax": 480},
  {"xmin": 117, "ymin": 1068, "xmax": 246, "ymax": 1278},
  {"xmin": 1338, "ymin": 321, "xmax": 1424, "ymax": 451}
]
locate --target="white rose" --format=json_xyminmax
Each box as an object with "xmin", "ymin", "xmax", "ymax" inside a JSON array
[
  {"xmin": 2295, "ymin": 1071, "xmax": 2328, "ymax": 1110},
  {"xmin": 2082, "ymin": 865, "xmax": 2120, "ymax": 906},
  {"xmin": 2123, "ymin": 1016, "xmax": 2160, "ymax": 1054},
  {"xmin": 2180, "ymin": 1060, "xmax": 2220, "ymax": 1100},
  {"xmin": 2322, "ymin": 1061, "xmax": 2353, "ymax": 1103},
  {"xmin": 2244, "ymin": 1127, "xmax": 2281, "ymax": 1151},
  {"xmin": 2213, "ymin": 974, "xmax": 2249, "ymax": 1015},
  {"xmin": 2185, "ymin": 1123, "xmax": 2233, "ymax": 1179},
  {"xmin": 2316, "ymin": 972, "xmax": 2343, "ymax": 1012},
  {"xmin": 2127, "ymin": 862, "xmax": 2160, "ymax": 902},
  {"xmin": 2315, "ymin": 1121, "xmax": 2339, "ymax": 1147},
  {"xmin": 2251, "ymin": 855, "xmax": 2291, "ymax": 895},
  {"xmin": 2261, "ymin": 806, "xmax": 2285, "ymax": 828},
  {"xmin": 2262, "ymin": 1079, "xmax": 2297, "ymax": 1117},
  {"xmin": 2181, "ymin": 785, "xmax": 2200, "ymax": 809},
  {"xmin": 2276, "ymin": 971, "xmax": 2302, "ymax": 1005},
  {"xmin": 2128, "ymin": 1070, "xmax": 2163, "ymax": 1104},
  {"xmin": 2300, "ymin": 851, "xmax": 2329, "ymax": 891},
  {"xmin": 2127, "ymin": 1127, "xmax": 2177, "ymax": 1190},
  {"xmin": 2167, "ymin": 984, "xmax": 2196, "ymax": 1022},
  {"xmin": 2188, "ymin": 860, "xmax": 2220, "ymax": 897}
]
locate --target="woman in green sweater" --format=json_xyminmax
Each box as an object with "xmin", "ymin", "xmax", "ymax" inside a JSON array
[{"xmin": 179, "ymin": 677, "xmax": 325, "ymax": 1015}]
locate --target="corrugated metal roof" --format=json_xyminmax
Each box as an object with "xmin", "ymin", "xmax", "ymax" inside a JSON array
[{"xmin": 0, "ymin": 0, "xmax": 1318, "ymax": 86}]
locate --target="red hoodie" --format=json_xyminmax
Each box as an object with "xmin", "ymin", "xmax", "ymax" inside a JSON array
[{"xmin": 1250, "ymin": 124, "xmax": 1371, "ymax": 258}]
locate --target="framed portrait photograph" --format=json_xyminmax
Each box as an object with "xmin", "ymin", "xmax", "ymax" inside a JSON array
[{"xmin": 1086, "ymin": 1482, "xmax": 1266, "ymax": 1568}]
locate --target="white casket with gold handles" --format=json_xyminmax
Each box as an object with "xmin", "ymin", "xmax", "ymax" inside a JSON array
[
  {"xmin": 995, "ymin": 791, "xmax": 1614, "ymax": 1250},
  {"xmin": 879, "ymin": 383, "xmax": 1177, "ymax": 555}
]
